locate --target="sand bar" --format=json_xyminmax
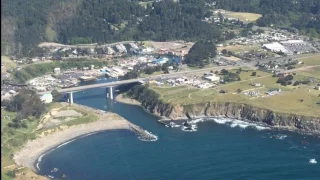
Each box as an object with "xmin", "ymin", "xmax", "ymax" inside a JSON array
[{"xmin": 115, "ymin": 94, "xmax": 141, "ymax": 106}]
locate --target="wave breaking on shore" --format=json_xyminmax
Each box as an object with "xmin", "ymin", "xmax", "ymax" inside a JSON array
[
  {"xmin": 129, "ymin": 125, "xmax": 158, "ymax": 141},
  {"xmin": 161, "ymin": 117, "xmax": 271, "ymax": 132}
]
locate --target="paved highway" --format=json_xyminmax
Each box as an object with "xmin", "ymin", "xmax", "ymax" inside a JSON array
[
  {"xmin": 36, "ymin": 53, "xmax": 320, "ymax": 95},
  {"xmin": 38, "ymin": 65, "xmax": 248, "ymax": 95}
]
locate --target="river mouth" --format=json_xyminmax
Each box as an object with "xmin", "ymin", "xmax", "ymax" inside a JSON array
[{"xmin": 37, "ymin": 79, "xmax": 320, "ymax": 180}]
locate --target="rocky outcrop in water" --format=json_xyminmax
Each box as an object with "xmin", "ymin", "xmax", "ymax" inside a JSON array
[{"xmin": 129, "ymin": 125, "xmax": 158, "ymax": 141}]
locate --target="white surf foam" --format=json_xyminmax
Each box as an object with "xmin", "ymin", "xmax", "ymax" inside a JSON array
[
  {"xmin": 181, "ymin": 124, "xmax": 198, "ymax": 132},
  {"xmin": 57, "ymin": 139, "xmax": 76, "ymax": 149},
  {"xmin": 182, "ymin": 118, "xmax": 270, "ymax": 131},
  {"xmin": 309, "ymin": 158, "xmax": 317, "ymax": 164},
  {"xmin": 48, "ymin": 175, "xmax": 55, "ymax": 179},
  {"xmin": 189, "ymin": 118, "xmax": 205, "ymax": 124},
  {"xmin": 139, "ymin": 130, "xmax": 158, "ymax": 141},
  {"xmin": 211, "ymin": 118, "xmax": 233, "ymax": 125}
]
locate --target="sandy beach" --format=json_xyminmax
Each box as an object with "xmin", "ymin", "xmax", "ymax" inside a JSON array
[
  {"xmin": 13, "ymin": 103, "xmax": 144, "ymax": 172},
  {"xmin": 115, "ymin": 94, "xmax": 141, "ymax": 106}
]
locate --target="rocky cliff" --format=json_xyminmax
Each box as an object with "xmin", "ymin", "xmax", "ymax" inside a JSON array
[{"xmin": 149, "ymin": 101, "xmax": 320, "ymax": 135}]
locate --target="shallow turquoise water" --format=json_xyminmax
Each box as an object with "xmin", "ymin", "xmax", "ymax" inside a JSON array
[{"xmin": 38, "ymin": 79, "xmax": 320, "ymax": 180}]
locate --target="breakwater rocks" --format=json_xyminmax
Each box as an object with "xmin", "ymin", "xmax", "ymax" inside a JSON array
[
  {"xmin": 141, "ymin": 101, "xmax": 320, "ymax": 135},
  {"xmin": 129, "ymin": 125, "xmax": 158, "ymax": 141}
]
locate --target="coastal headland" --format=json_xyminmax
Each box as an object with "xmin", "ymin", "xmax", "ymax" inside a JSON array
[
  {"xmin": 13, "ymin": 103, "xmax": 156, "ymax": 173},
  {"xmin": 120, "ymin": 94, "xmax": 320, "ymax": 135},
  {"xmin": 120, "ymin": 79, "xmax": 320, "ymax": 135}
]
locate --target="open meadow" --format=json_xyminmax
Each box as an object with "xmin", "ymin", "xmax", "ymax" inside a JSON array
[
  {"xmin": 217, "ymin": 45, "xmax": 260, "ymax": 53},
  {"xmin": 1, "ymin": 56, "xmax": 17, "ymax": 73},
  {"xmin": 149, "ymin": 69, "xmax": 320, "ymax": 117},
  {"xmin": 297, "ymin": 55, "xmax": 320, "ymax": 66},
  {"xmin": 224, "ymin": 12, "xmax": 262, "ymax": 22}
]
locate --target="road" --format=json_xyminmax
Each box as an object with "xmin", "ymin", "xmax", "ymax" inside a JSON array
[
  {"xmin": 38, "ymin": 41, "xmax": 136, "ymax": 48},
  {"xmin": 38, "ymin": 65, "xmax": 248, "ymax": 95},
  {"xmin": 255, "ymin": 53, "xmax": 320, "ymax": 64},
  {"xmin": 37, "ymin": 53, "xmax": 320, "ymax": 95}
]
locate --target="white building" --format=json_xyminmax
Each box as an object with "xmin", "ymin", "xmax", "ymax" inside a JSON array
[
  {"xmin": 54, "ymin": 68, "xmax": 61, "ymax": 74},
  {"xmin": 262, "ymin": 42, "xmax": 290, "ymax": 54},
  {"xmin": 107, "ymin": 47, "xmax": 115, "ymax": 54},
  {"xmin": 252, "ymin": 82, "xmax": 261, "ymax": 87},
  {"xmin": 197, "ymin": 83, "xmax": 214, "ymax": 89},
  {"xmin": 204, "ymin": 74, "xmax": 220, "ymax": 82},
  {"xmin": 112, "ymin": 67, "xmax": 125, "ymax": 76},
  {"xmin": 40, "ymin": 94, "xmax": 53, "ymax": 103},
  {"xmin": 141, "ymin": 47, "xmax": 154, "ymax": 53}
]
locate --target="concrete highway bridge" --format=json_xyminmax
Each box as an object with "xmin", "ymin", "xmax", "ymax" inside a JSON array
[{"xmin": 37, "ymin": 65, "xmax": 244, "ymax": 103}]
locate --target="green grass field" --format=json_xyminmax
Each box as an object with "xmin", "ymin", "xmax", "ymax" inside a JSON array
[
  {"xmin": 149, "ymin": 70, "xmax": 320, "ymax": 117},
  {"xmin": 1, "ymin": 56, "xmax": 17, "ymax": 71},
  {"xmin": 298, "ymin": 67, "xmax": 320, "ymax": 79},
  {"xmin": 217, "ymin": 45, "xmax": 260, "ymax": 53},
  {"xmin": 224, "ymin": 12, "xmax": 262, "ymax": 22},
  {"xmin": 299, "ymin": 55, "xmax": 320, "ymax": 66},
  {"xmin": 1, "ymin": 109, "xmax": 38, "ymax": 168}
]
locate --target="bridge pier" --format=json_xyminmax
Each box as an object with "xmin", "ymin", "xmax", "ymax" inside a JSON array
[
  {"xmin": 106, "ymin": 86, "xmax": 113, "ymax": 99},
  {"xmin": 68, "ymin": 92, "xmax": 74, "ymax": 104},
  {"xmin": 109, "ymin": 86, "xmax": 113, "ymax": 99}
]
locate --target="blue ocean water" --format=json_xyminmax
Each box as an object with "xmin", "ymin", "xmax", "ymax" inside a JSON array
[{"xmin": 38, "ymin": 79, "xmax": 320, "ymax": 180}]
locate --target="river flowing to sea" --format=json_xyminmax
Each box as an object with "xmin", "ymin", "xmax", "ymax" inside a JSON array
[{"xmin": 38, "ymin": 78, "xmax": 320, "ymax": 180}]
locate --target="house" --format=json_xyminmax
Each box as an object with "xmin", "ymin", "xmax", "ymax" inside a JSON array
[
  {"xmin": 315, "ymin": 86, "xmax": 320, "ymax": 90},
  {"xmin": 252, "ymin": 82, "xmax": 261, "ymax": 87},
  {"xmin": 40, "ymin": 93, "xmax": 53, "ymax": 104},
  {"xmin": 266, "ymin": 88, "xmax": 281, "ymax": 95},
  {"xmin": 203, "ymin": 74, "xmax": 220, "ymax": 82},
  {"xmin": 155, "ymin": 81, "xmax": 164, "ymax": 86},
  {"xmin": 197, "ymin": 83, "xmax": 214, "ymax": 89},
  {"xmin": 54, "ymin": 68, "xmax": 61, "ymax": 74},
  {"xmin": 176, "ymin": 78, "xmax": 185, "ymax": 83},
  {"xmin": 148, "ymin": 80, "xmax": 157, "ymax": 84}
]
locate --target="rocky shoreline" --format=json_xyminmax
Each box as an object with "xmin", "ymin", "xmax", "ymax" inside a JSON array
[
  {"xmin": 130, "ymin": 98, "xmax": 320, "ymax": 135},
  {"xmin": 13, "ymin": 103, "xmax": 157, "ymax": 172}
]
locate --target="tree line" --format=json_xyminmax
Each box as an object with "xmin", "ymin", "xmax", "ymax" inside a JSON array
[
  {"xmin": 2, "ymin": 89, "xmax": 46, "ymax": 129},
  {"xmin": 184, "ymin": 40, "xmax": 217, "ymax": 67},
  {"xmin": 126, "ymin": 85, "xmax": 165, "ymax": 113},
  {"xmin": 3, "ymin": 0, "xmax": 319, "ymax": 56}
]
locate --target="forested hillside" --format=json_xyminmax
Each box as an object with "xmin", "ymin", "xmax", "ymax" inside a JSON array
[
  {"xmin": 1, "ymin": 0, "xmax": 220, "ymax": 55},
  {"xmin": 211, "ymin": 0, "xmax": 320, "ymax": 36},
  {"xmin": 2, "ymin": 0, "xmax": 320, "ymax": 56}
]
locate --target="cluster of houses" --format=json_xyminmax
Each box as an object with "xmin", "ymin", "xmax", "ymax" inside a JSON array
[
  {"xmin": 257, "ymin": 59, "xmax": 301, "ymax": 71},
  {"xmin": 265, "ymin": 88, "xmax": 281, "ymax": 95},
  {"xmin": 147, "ymin": 73, "xmax": 221, "ymax": 89},
  {"xmin": 228, "ymin": 29, "xmax": 300, "ymax": 47},
  {"xmin": 262, "ymin": 40, "xmax": 318, "ymax": 55},
  {"xmin": 244, "ymin": 91, "xmax": 260, "ymax": 97},
  {"xmin": 28, "ymin": 75, "xmax": 62, "ymax": 92}
]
